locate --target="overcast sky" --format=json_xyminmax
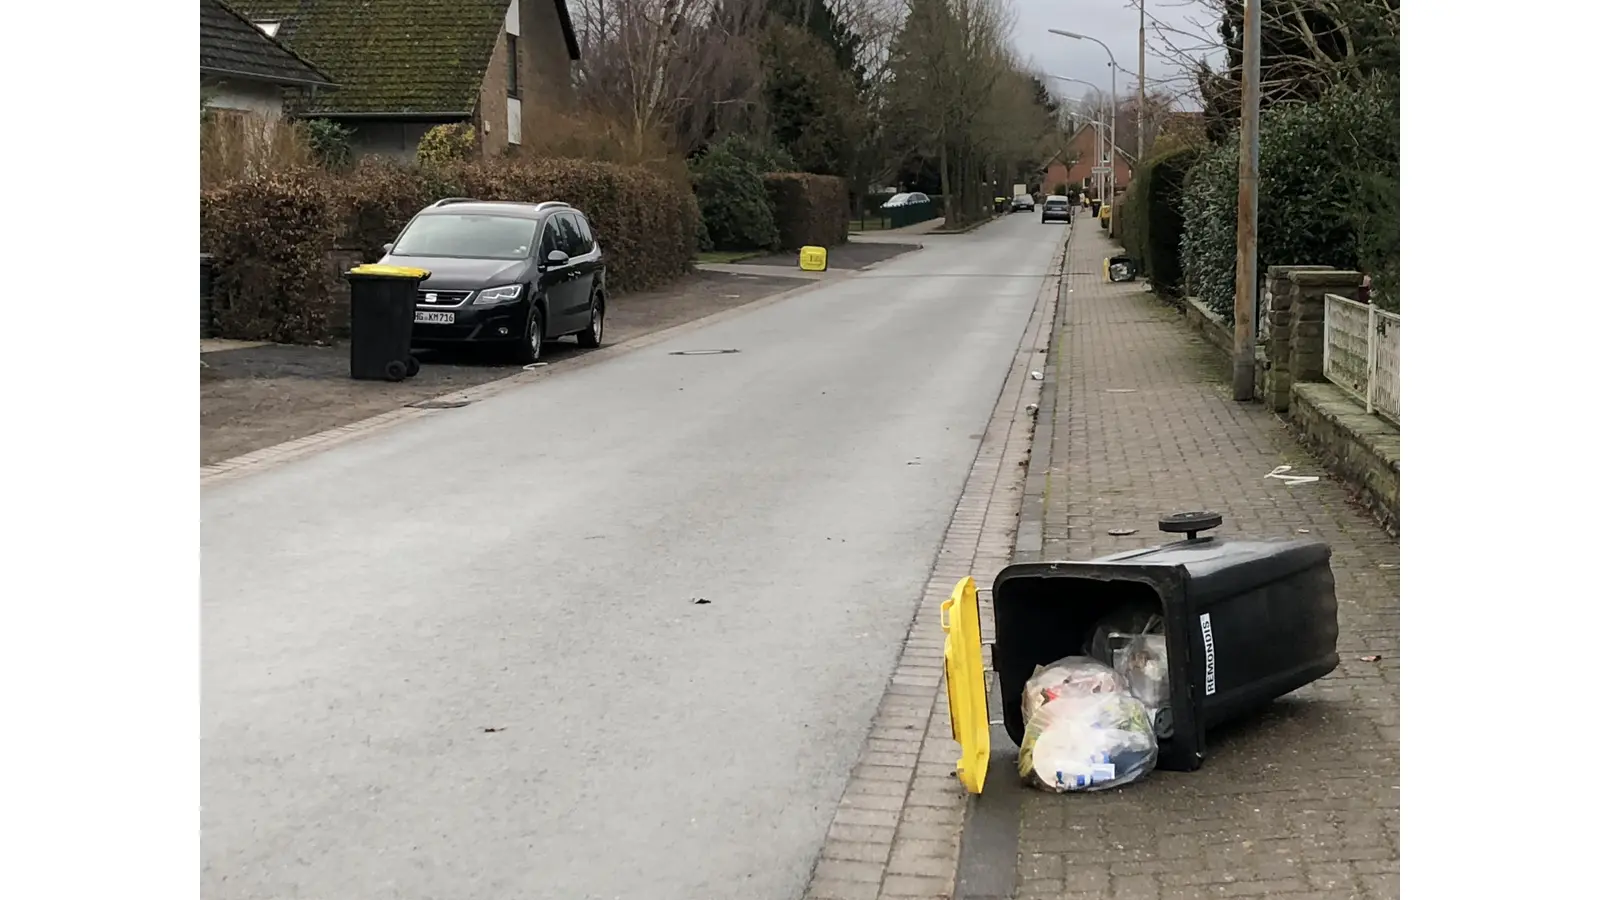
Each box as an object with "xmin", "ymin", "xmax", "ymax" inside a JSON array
[{"xmin": 1008, "ymin": 0, "xmax": 1222, "ymax": 109}]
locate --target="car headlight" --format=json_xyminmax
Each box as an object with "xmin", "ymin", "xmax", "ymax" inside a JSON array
[{"xmin": 472, "ymin": 284, "xmax": 524, "ymax": 306}]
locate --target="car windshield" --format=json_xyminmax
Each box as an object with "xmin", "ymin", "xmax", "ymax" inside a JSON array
[
  {"xmin": 391, "ymin": 214, "xmax": 536, "ymax": 260},
  {"xmin": 884, "ymin": 193, "xmax": 912, "ymax": 205}
]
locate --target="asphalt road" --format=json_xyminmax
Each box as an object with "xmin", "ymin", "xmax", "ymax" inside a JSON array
[{"xmin": 201, "ymin": 213, "xmax": 1066, "ymax": 900}]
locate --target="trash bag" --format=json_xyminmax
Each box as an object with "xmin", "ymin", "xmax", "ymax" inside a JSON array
[
  {"xmin": 1017, "ymin": 657, "xmax": 1159, "ymax": 792},
  {"xmin": 1111, "ymin": 633, "xmax": 1174, "ymax": 739}
]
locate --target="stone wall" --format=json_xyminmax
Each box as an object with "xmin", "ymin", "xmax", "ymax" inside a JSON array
[
  {"xmin": 1175, "ymin": 265, "xmax": 1398, "ymax": 534},
  {"xmin": 1181, "ymin": 295, "xmax": 1233, "ymax": 356},
  {"xmin": 1290, "ymin": 383, "xmax": 1400, "ymax": 535},
  {"xmin": 1266, "ymin": 268, "xmax": 1364, "ymax": 413}
]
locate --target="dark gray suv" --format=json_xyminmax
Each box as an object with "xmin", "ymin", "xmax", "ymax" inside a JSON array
[{"xmin": 378, "ymin": 198, "xmax": 607, "ymax": 364}]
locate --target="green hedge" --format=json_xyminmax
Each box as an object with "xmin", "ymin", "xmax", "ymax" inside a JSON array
[
  {"xmin": 202, "ymin": 157, "xmax": 699, "ymax": 343},
  {"xmin": 763, "ymin": 173, "xmax": 850, "ymax": 249},
  {"xmin": 1121, "ymin": 146, "xmax": 1203, "ymax": 295},
  {"xmin": 690, "ymin": 139, "xmax": 781, "ymax": 251},
  {"xmin": 1182, "ymin": 80, "xmax": 1399, "ymax": 320}
]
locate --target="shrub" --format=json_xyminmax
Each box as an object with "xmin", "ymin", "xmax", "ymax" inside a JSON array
[
  {"xmin": 1182, "ymin": 80, "xmax": 1399, "ymax": 320},
  {"xmin": 201, "ymin": 169, "xmax": 341, "ymax": 343},
  {"xmin": 202, "ymin": 158, "xmax": 699, "ymax": 344},
  {"xmin": 691, "ymin": 139, "xmax": 780, "ymax": 251},
  {"xmin": 513, "ymin": 97, "xmax": 688, "ymax": 181},
  {"xmin": 416, "ymin": 123, "xmax": 477, "ymax": 167},
  {"xmin": 1122, "ymin": 146, "xmax": 1203, "ymax": 295},
  {"xmin": 332, "ymin": 157, "xmax": 697, "ymax": 294},
  {"xmin": 763, "ymin": 173, "xmax": 850, "ymax": 250},
  {"xmin": 701, "ymin": 133, "xmax": 796, "ymax": 175},
  {"xmin": 200, "ymin": 110, "xmax": 316, "ymax": 189},
  {"xmin": 327, "ymin": 158, "xmax": 442, "ymax": 261},
  {"xmin": 304, "ymin": 118, "xmax": 355, "ymax": 169}
]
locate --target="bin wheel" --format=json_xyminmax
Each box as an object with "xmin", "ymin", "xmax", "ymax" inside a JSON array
[
  {"xmin": 383, "ymin": 360, "xmax": 407, "ymax": 382},
  {"xmin": 1158, "ymin": 510, "xmax": 1223, "ymax": 538},
  {"xmin": 405, "ymin": 355, "xmax": 421, "ymax": 378}
]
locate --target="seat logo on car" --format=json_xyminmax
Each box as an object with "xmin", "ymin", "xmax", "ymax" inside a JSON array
[{"xmin": 424, "ymin": 293, "xmax": 438, "ymax": 303}]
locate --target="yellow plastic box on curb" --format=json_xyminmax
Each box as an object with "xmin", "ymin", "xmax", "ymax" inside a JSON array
[
  {"xmin": 942, "ymin": 576, "xmax": 990, "ymax": 794},
  {"xmin": 798, "ymin": 245, "xmax": 828, "ymax": 272}
]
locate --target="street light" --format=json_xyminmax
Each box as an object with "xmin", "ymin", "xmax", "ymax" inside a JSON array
[
  {"xmin": 1049, "ymin": 28, "xmax": 1118, "ymax": 197},
  {"xmin": 1047, "ymin": 76, "xmax": 1110, "ymax": 201}
]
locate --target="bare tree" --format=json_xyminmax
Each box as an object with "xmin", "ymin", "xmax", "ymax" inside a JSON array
[
  {"xmin": 881, "ymin": 0, "xmax": 1057, "ymax": 224},
  {"xmin": 568, "ymin": 0, "xmax": 768, "ymax": 155},
  {"xmin": 1138, "ymin": 0, "xmax": 1399, "ymax": 117}
]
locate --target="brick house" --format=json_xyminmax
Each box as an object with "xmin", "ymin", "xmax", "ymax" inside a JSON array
[
  {"xmin": 1040, "ymin": 123, "xmax": 1135, "ymax": 200},
  {"xmin": 230, "ymin": 0, "xmax": 581, "ymax": 158},
  {"xmin": 200, "ymin": 0, "xmax": 335, "ymax": 118}
]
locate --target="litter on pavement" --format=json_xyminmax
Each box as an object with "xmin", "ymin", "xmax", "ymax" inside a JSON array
[{"xmin": 1264, "ymin": 464, "xmax": 1320, "ymax": 486}]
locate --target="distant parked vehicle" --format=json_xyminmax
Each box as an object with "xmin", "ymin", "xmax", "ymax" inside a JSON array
[
  {"xmin": 1040, "ymin": 195, "xmax": 1074, "ymax": 224},
  {"xmin": 1010, "ymin": 195, "xmax": 1036, "ymax": 213},
  {"xmin": 881, "ymin": 192, "xmax": 931, "ymax": 208},
  {"xmin": 378, "ymin": 198, "xmax": 608, "ymax": 364}
]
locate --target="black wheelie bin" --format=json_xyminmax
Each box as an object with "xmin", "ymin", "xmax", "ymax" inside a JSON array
[
  {"xmin": 991, "ymin": 511, "xmax": 1340, "ymax": 772},
  {"xmin": 346, "ymin": 264, "xmax": 430, "ymax": 381}
]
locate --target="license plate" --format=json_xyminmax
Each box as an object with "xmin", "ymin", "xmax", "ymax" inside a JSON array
[{"xmin": 415, "ymin": 311, "xmax": 455, "ymax": 324}]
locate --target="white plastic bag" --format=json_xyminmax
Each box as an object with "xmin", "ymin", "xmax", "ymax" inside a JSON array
[
  {"xmin": 1111, "ymin": 633, "xmax": 1173, "ymax": 738},
  {"xmin": 1017, "ymin": 657, "xmax": 1159, "ymax": 792}
]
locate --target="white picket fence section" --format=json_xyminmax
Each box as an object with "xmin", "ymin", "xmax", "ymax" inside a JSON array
[{"xmin": 1323, "ymin": 294, "xmax": 1399, "ymax": 422}]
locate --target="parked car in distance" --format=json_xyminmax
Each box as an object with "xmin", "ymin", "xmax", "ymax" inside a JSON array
[
  {"xmin": 1040, "ymin": 195, "xmax": 1074, "ymax": 223},
  {"xmin": 378, "ymin": 198, "xmax": 607, "ymax": 364},
  {"xmin": 881, "ymin": 191, "xmax": 931, "ymax": 208},
  {"xmin": 1010, "ymin": 195, "xmax": 1036, "ymax": 213}
]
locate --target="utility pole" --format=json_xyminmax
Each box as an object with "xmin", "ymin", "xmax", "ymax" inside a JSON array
[
  {"xmin": 1137, "ymin": 0, "xmax": 1146, "ymax": 160},
  {"xmin": 1231, "ymin": 0, "xmax": 1261, "ymax": 401}
]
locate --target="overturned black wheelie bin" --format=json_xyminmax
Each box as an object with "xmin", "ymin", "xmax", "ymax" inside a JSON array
[{"xmin": 993, "ymin": 512, "xmax": 1339, "ymax": 772}]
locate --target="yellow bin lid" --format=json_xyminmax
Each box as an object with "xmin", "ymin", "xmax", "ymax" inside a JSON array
[
  {"xmin": 942, "ymin": 576, "xmax": 990, "ymax": 794},
  {"xmin": 798, "ymin": 245, "xmax": 828, "ymax": 272},
  {"xmin": 347, "ymin": 263, "xmax": 431, "ymax": 279}
]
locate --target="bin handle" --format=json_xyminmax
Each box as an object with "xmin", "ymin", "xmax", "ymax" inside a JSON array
[{"xmin": 940, "ymin": 595, "xmax": 954, "ymax": 632}]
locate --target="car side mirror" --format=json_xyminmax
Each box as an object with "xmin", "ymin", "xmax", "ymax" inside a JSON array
[
  {"xmin": 382, "ymin": 242, "xmax": 394, "ymax": 254},
  {"xmin": 544, "ymin": 249, "xmax": 570, "ymax": 268}
]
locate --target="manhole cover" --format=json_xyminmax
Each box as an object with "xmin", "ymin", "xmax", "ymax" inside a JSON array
[
  {"xmin": 408, "ymin": 399, "xmax": 472, "ymax": 410},
  {"xmin": 669, "ymin": 349, "xmax": 741, "ymax": 356}
]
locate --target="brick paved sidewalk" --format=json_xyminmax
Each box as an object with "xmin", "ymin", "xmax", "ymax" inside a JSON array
[{"xmin": 1012, "ymin": 219, "xmax": 1399, "ymax": 900}]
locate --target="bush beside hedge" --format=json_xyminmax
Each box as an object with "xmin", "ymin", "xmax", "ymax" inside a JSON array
[
  {"xmin": 201, "ymin": 157, "xmax": 698, "ymax": 343},
  {"xmin": 1182, "ymin": 81, "xmax": 1399, "ymax": 320},
  {"xmin": 763, "ymin": 173, "xmax": 850, "ymax": 250},
  {"xmin": 200, "ymin": 170, "xmax": 342, "ymax": 343},
  {"xmin": 1121, "ymin": 146, "xmax": 1203, "ymax": 296},
  {"xmin": 690, "ymin": 139, "xmax": 781, "ymax": 252}
]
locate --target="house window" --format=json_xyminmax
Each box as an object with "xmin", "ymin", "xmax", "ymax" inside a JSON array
[{"xmin": 506, "ymin": 34, "xmax": 519, "ymax": 99}]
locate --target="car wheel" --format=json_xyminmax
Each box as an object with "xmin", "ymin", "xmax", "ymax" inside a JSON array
[
  {"xmin": 514, "ymin": 305, "xmax": 545, "ymax": 365},
  {"xmin": 576, "ymin": 294, "xmax": 605, "ymax": 349}
]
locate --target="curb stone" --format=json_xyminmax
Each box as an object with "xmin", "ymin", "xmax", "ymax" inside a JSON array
[{"xmin": 802, "ymin": 234, "xmax": 1067, "ymax": 900}]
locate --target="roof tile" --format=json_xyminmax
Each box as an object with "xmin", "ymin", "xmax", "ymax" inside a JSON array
[
  {"xmin": 230, "ymin": 0, "xmax": 574, "ymax": 116},
  {"xmin": 200, "ymin": 0, "xmax": 335, "ymax": 88}
]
